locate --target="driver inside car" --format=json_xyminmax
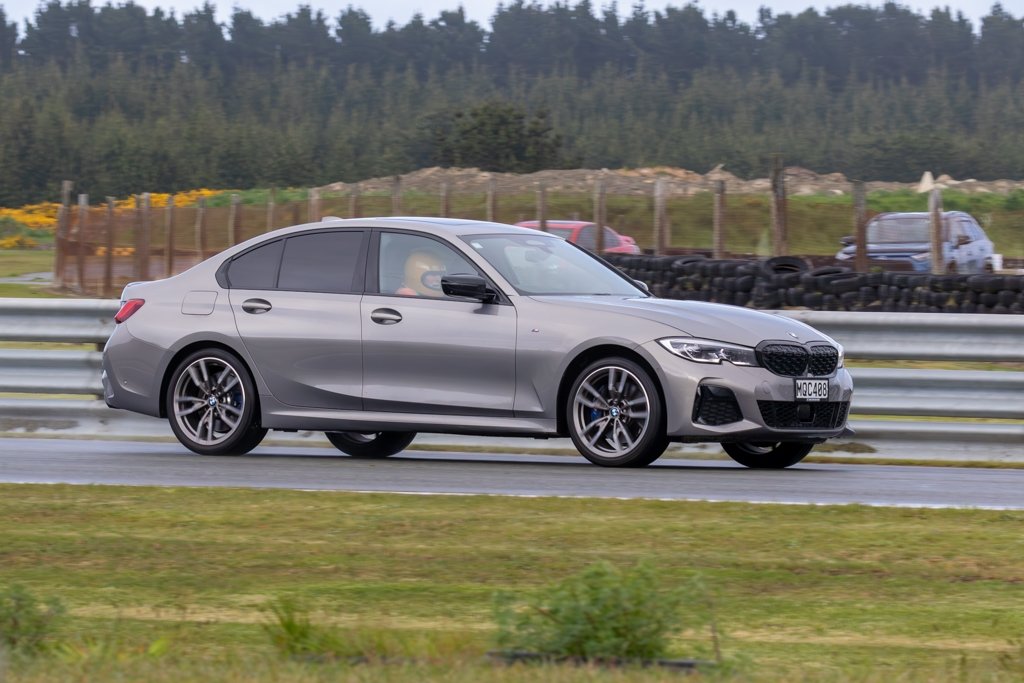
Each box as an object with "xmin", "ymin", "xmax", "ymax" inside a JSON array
[{"xmin": 395, "ymin": 250, "xmax": 447, "ymax": 297}]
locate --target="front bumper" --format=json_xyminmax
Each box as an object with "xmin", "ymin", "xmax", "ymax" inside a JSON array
[{"xmin": 641, "ymin": 341, "xmax": 855, "ymax": 442}]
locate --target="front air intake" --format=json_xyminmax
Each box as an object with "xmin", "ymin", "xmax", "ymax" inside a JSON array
[{"xmin": 693, "ymin": 385, "xmax": 742, "ymax": 426}]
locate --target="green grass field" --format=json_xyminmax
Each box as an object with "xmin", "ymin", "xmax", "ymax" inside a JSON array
[
  {"xmin": 0, "ymin": 250, "xmax": 52, "ymax": 278},
  {"xmin": 1, "ymin": 485, "xmax": 1022, "ymax": 681}
]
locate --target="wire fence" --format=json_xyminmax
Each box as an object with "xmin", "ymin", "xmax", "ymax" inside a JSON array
[{"xmin": 51, "ymin": 172, "xmax": 1024, "ymax": 296}]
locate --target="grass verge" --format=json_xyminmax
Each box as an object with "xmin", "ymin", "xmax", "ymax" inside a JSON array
[
  {"xmin": 0, "ymin": 249, "xmax": 53, "ymax": 278},
  {"xmin": 0, "ymin": 484, "xmax": 1022, "ymax": 681}
]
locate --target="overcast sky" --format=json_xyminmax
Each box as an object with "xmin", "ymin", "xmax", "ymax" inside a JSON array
[{"xmin": 1, "ymin": 0, "xmax": 1020, "ymax": 33}]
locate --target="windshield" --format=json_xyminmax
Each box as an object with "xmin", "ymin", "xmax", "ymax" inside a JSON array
[
  {"xmin": 546, "ymin": 227, "xmax": 574, "ymax": 240},
  {"xmin": 867, "ymin": 216, "xmax": 935, "ymax": 243},
  {"xmin": 462, "ymin": 233, "xmax": 646, "ymax": 296}
]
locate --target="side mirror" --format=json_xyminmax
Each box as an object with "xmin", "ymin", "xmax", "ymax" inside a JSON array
[
  {"xmin": 441, "ymin": 274, "xmax": 497, "ymax": 302},
  {"xmin": 840, "ymin": 235, "xmax": 855, "ymax": 246},
  {"xmin": 633, "ymin": 279, "xmax": 650, "ymax": 293}
]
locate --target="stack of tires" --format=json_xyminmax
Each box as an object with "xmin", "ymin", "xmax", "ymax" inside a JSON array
[{"xmin": 601, "ymin": 254, "xmax": 1024, "ymax": 314}]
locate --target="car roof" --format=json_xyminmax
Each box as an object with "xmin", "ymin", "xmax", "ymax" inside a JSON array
[
  {"xmin": 872, "ymin": 211, "xmax": 975, "ymax": 220},
  {"xmin": 216, "ymin": 216, "xmax": 557, "ymax": 261},
  {"xmin": 516, "ymin": 220, "xmax": 595, "ymax": 229},
  {"xmin": 272, "ymin": 216, "xmax": 549, "ymax": 239}
]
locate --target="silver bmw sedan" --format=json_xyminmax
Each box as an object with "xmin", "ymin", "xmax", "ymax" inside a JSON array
[{"xmin": 102, "ymin": 217, "xmax": 853, "ymax": 468}]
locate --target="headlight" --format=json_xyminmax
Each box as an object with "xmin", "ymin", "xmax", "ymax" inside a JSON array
[
  {"xmin": 836, "ymin": 344, "xmax": 845, "ymax": 368},
  {"xmin": 909, "ymin": 252, "xmax": 930, "ymax": 262},
  {"xmin": 658, "ymin": 338, "xmax": 758, "ymax": 366}
]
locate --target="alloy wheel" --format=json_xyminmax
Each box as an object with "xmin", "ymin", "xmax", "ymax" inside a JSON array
[
  {"xmin": 173, "ymin": 356, "xmax": 247, "ymax": 446},
  {"xmin": 571, "ymin": 365, "xmax": 651, "ymax": 458}
]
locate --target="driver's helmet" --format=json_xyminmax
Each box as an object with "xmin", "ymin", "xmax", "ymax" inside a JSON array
[{"xmin": 403, "ymin": 250, "xmax": 447, "ymax": 296}]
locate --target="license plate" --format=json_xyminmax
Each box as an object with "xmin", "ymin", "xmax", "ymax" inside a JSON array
[{"xmin": 795, "ymin": 378, "xmax": 829, "ymax": 402}]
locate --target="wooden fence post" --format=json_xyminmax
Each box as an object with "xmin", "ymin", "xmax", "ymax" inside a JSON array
[
  {"xmin": 593, "ymin": 174, "xmax": 606, "ymax": 253},
  {"xmin": 266, "ymin": 188, "xmax": 276, "ymax": 233},
  {"xmin": 164, "ymin": 196, "xmax": 176, "ymax": 278},
  {"xmin": 139, "ymin": 192, "xmax": 150, "ymax": 280},
  {"xmin": 308, "ymin": 187, "xmax": 320, "ymax": 222},
  {"xmin": 349, "ymin": 184, "xmax": 361, "ymax": 218},
  {"xmin": 391, "ymin": 176, "xmax": 402, "ymax": 215},
  {"xmin": 75, "ymin": 194, "xmax": 88, "ymax": 293},
  {"xmin": 929, "ymin": 187, "xmax": 944, "ymax": 275},
  {"xmin": 54, "ymin": 180, "xmax": 73, "ymax": 289},
  {"xmin": 853, "ymin": 181, "xmax": 868, "ymax": 272},
  {"xmin": 228, "ymin": 193, "xmax": 240, "ymax": 245},
  {"xmin": 712, "ymin": 179, "xmax": 726, "ymax": 259},
  {"xmin": 770, "ymin": 155, "xmax": 788, "ymax": 256},
  {"xmin": 194, "ymin": 196, "xmax": 207, "ymax": 260},
  {"xmin": 653, "ymin": 178, "xmax": 668, "ymax": 255},
  {"xmin": 486, "ymin": 177, "xmax": 497, "ymax": 222},
  {"xmin": 440, "ymin": 180, "xmax": 451, "ymax": 218},
  {"xmin": 103, "ymin": 198, "xmax": 115, "ymax": 298},
  {"xmin": 536, "ymin": 181, "xmax": 548, "ymax": 231}
]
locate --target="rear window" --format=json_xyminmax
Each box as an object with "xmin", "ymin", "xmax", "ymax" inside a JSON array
[{"xmin": 867, "ymin": 217, "xmax": 930, "ymax": 243}]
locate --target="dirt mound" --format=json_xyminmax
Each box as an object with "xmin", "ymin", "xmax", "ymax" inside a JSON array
[{"xmin": 320, "ymin": 167, "xmax": 1024, "ymax": 197}]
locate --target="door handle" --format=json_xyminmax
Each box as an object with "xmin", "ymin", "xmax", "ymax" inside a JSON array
[
  {"xmin": 370, "ymin": 308, "xmax": 402, "ymax": 325},
  {"xmin": 242, "ymin": 298, "xmax": 272, "ymax": 314}
]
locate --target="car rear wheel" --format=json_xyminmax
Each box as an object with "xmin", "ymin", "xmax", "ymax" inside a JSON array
[
  {"xmin": 167, "ymin": 349, "xmax": 266, "ymax": 456},
  {"xmin": 567, "ymin": 357, "xmax": 668, "ymax": 467},
  {"xmin": 722, "ymin": 441, "xmax": 813, "ymax": 469},
  {"xmin": 325, "ymin": 431, "xmax": 416, "ymax": 458}
]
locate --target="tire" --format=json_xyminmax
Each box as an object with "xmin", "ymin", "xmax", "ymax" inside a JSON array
[
  {"xmin": 760, "ymin": 256, "xmax": 810, "ymax": 275},
  {"xmin": 325, "ymin": 431, "xmax": 416, "ymax": 458},
  {"xmin": 566, "ymin": 357, "xmax": 668, "ymax": 467},
  {"xmin": 722, "ymin": 441, "xmax": 813, "ymax": 469},
  {"xmin": 166, "ymin": 348, "xmax": 266, "ymax": 456}
]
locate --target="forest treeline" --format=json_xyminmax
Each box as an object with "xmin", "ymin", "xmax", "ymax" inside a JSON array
[{"xmin": 1, "ymin": 0, "xmax": 1024, "ymax": 205}]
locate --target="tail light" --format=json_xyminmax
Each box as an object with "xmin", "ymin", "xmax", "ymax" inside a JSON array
[{"xmin": 114, "ymin": 298, "xmax": 145, "ymax": 323}]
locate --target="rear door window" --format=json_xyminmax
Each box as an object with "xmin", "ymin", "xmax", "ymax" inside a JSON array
[
  {"xmin": 278, "ymin": 230, "xmax": 366, "ymax": 294},
  {"xmin": 227, "ymin": 239, "xmax": 283, "ymax": 289}
]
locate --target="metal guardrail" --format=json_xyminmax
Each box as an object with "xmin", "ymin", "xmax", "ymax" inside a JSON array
[
  {"xmin": 0, "ymin": 298, "xmax": 117, "ymax": 344},
  {"xmin": 776, "ymin": 310, "xmax": 1024, "ymax": 361},
  {"xmin": 1, "ymin": 299, "xmax": 1022, "ymax": 455}
]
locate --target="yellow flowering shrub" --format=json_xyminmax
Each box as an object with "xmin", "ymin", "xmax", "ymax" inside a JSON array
[
  {"xmin": 0, "ymin": 234, "xmax": 39, "ymax": 249},
  {"xmin": 0, "ymin": 203, "xmax": 61, "ymax": 230},
  {"xmin": 112, "ymin": 189, "xmax": 227, "ymax": 210},
  {"xmin": 94, "ymin": 246, "xmax": 136, "ymax": 256},
  {"xmin": 0, "ymin": 189, "xmax": 229, "ymax": 232}
]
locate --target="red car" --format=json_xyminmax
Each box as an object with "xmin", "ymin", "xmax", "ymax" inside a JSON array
[{"xmin": 515, "ymin": 220, "xmax": 642, "ymax": 255}]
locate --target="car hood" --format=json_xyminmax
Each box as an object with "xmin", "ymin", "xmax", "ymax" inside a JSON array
[
  {"xmin": 529, "ymin": 296, "xmax": 832, "ymax": 347},
  {"xmin": 838, "ymin": 242, "xmax": 933, "ymax": 257}
]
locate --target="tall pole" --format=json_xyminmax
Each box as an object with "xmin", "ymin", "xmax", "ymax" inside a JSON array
[
  {"xmin": 929, "ymin": 188, "xmax": 944, "ymax": 275},
  {"xmin": 770, "ymin": 155, "xmax": 788, "ymax": 256},
  {"xmin": 853, "ymin": 181, "xmax": 868, "ymax": 272},
  {"xmin": 712, "ymin": 180, "xmax": 726, "ymax": 260},
  {"xmin": 536, "ymin": 181, "xmax": 548, "ymax": 231}
]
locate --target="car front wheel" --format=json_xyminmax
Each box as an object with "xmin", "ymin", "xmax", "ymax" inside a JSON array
[
  {"xmin": 325, "ymin": 431, "xmax": 416, "ymax": 458},
  {"xmin": 567, "ymin": 357, "xmax": 668, "ymax": 467},
  {"xmin": 166, "ymin": 349, "xmax": 266, "ymax": 455},
  {"xmin": 722, "ymin": 442, "xmax": 813, "ymax": 469}
]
